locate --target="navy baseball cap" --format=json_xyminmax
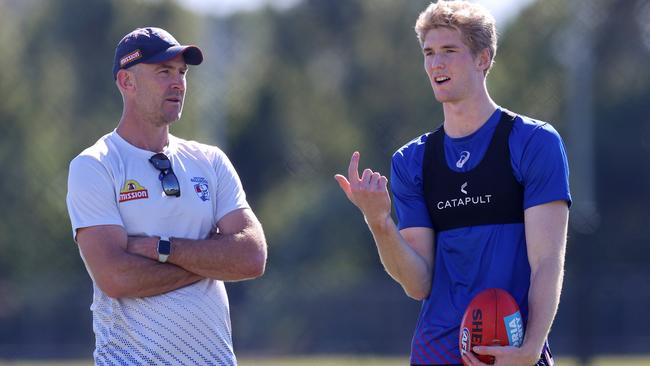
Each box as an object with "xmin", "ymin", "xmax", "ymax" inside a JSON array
[{"xmin": 112, "ymin": 27, "xmax": 203, "ymax": 79}]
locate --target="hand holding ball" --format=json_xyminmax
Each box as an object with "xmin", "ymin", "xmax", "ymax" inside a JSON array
[{"xmin": 459, "ymin": 288, "xmax": 524, "ymax": 365}]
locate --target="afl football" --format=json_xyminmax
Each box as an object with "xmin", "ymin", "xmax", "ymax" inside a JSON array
[{"xmin": 459, "ymin": 288, "xmax": 524, "ymax": 365}]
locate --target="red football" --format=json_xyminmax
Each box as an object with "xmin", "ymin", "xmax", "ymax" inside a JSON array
[{"xmin": 459, "ymin": 288, "xmax": 524, "ymax": 365}]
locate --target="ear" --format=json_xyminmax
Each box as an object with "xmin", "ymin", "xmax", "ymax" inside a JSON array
[
  {"xmin": 476, "ymin": 47, "xmax": 492, "ymax": 73},
  {"xmin": 116, "ymin": 69, "xmax": 136, "ymax": 92}
]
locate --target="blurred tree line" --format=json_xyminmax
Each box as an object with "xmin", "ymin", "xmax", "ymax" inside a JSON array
[{"xmin": 0, "ymin": 0, "xmax": 648, "ymax": 360}]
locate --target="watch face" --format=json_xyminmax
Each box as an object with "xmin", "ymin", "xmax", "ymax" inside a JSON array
[{"xmin": 158, "ymin": 240, "xmax": 171, "ymax": 255}]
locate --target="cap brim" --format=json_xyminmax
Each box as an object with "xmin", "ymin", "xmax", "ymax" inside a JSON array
[{"xmin": 144, "ymin": 45, "xmax": 204, "ymax": 66}]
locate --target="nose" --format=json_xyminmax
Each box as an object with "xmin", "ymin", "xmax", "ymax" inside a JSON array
[
  {"xmin": 428, "ymin": 54, "xmax": 445, "ymax": 71},
  {"xmin": 171, "ymin": 72, "xmax": 185, "ymax": 91}
]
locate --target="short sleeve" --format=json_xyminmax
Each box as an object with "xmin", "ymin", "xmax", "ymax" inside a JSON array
[
  {"xmin": 212, "ymin": 149, "xmax": 250, "ymax": 222},
  {"xmin": 66, "ymin": 155, "xmax": 124, "ymax": 240},
  {"xmin": 390, "ymin": 140, "xmax": 433, "ymax": 230},
  {"xmin": 518, "ymin": 124, "xmax": 572, "ymax": 209}
]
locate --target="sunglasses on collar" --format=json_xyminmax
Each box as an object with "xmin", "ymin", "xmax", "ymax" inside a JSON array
[{"xmin": 149, "ymin": 153, "xmax": 180, "ymax": 197}]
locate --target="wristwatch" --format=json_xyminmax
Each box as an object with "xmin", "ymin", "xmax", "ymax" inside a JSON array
[{"xmin": 157, "ymin": 237, "xmax": 171, "ymax": 263}]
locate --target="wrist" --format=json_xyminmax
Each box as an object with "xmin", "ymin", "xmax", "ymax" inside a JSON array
[
  {"xmin": 365, "ymin": 214, "xmax": 392, "ymax": 233},
  {"xmin": 520, "ymin": 340, "xmax": 544, "ymax": 364}
]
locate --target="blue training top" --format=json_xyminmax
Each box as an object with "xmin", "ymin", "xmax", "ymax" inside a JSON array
[{"xmin": 390, "ymin": 108, "xmax": 571, "ymax": 365}]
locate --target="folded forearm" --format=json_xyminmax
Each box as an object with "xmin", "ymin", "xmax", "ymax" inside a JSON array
[
  {"xmin": 169, "ymin": 228, "xmax": 267, "ymax": 281},
  {"xmin": 105, "ymin": 252, "xmax": 203, "ymax": 298}
]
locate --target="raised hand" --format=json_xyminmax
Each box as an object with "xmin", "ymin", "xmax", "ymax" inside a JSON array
[{"xmin": 334, "ymin": 151, "xmax": 391, "ymax": 227}]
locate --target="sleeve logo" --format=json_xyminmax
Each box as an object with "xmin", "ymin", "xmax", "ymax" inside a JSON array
[{"xmin": 119, "ymin": 180, "xmax": 149, "ymax": 202}]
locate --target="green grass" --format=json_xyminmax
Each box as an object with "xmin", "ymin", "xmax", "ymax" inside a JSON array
[
  {"xmin": 1, "ymin": 356, "xmax": 650, "ymax": 366},
  {"xmin": 238, "ymin": 356, "xmax": 407, "ymax": 366}
]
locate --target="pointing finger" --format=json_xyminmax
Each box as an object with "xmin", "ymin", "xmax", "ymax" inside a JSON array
[{"xmin": 348, "ymin": 151, "xmax": 360, "ymax": 182}]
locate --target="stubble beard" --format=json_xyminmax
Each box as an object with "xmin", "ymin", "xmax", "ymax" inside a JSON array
[
  {"xmin": 152, "ymin": 101, "xmax": 183, "ymax": 127},
  {"xmin": 159, "ymin": 110, "xmax": 182, "ymax": 127}
]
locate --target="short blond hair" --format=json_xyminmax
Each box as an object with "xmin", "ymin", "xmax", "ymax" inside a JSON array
[{"xmin": 415, "ymin": 1, "xmax": 498, "ymax": 72}]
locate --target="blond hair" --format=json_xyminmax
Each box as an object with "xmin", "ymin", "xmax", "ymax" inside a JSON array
[{"xmin": 415, "ymin": 1, "xmax": 498, "ymax": 73}]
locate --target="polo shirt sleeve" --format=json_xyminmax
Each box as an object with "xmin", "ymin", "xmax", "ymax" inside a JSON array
[
  {"xmin": 518, "ymin": 123, "xmax": 572, "ymax": 209},
  {"xmin": 212, "ymin": 148, "xmax": 250, "ymax": 222},
  {"xmin": 66, "ymin": 155, "xmax": 124, "ymax": 241},
  {"xmin": 390, "ymin": 139, "xmax": 433, "ymax": 230}
]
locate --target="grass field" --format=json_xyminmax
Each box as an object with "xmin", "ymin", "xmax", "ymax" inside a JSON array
[{"xmin": 1, "ymin": 356, "xmax": 650, "ymax": 366}]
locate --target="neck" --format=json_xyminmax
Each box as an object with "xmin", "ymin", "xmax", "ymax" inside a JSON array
[
  {"xmin": 442, "ymin": 85, "xmax": 498, "ymax": 138},
  {"xmin": 116, "ymin": 110, "xmax": 170, "ymax": 152}
]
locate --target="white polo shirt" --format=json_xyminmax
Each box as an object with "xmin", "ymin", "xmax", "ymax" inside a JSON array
[{"xmin": 67, "ymin": 130, "xmax": 249, "ymax": 366}]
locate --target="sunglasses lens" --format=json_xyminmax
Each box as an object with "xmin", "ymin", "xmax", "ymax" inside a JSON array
[
  {"xmin": 161, "ymin": 172, "xmax": 180, "ymax": 197},
  {"xmin": 149, "ymin": 153, "xmax": 180, "ymax": 197}
]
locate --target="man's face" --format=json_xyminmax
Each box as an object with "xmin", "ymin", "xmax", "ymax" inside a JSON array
[
  {"xmin": 132, "ymin": 53, "xmax": 188, "ymax": 126},
  {"xmin": 421, "ymin": 27, "xmax": 485, "ymax": 104}
]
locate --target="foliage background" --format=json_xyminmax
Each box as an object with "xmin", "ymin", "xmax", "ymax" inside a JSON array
[{"xmin": 0, "ymin": 0, "xmax": 649, "ymax": 362}]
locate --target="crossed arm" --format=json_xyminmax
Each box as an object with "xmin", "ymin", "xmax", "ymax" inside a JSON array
[{"xmin": 76, "ymin": 208, "xmax": 267, "ymax": 298}]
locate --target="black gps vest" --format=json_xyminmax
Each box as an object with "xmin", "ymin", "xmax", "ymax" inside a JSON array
[{"xmin": 422, "ymin": 110, "xmax": 524, "ymax": 232}]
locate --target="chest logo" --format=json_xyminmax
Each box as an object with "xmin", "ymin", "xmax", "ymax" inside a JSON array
[
  {"xmin": 436, "ymin": 180, "xmax": 493, "ymax": 210},
  {"xmin": 191, "ymin": 177, "xmax": 210, "ymax": 202},
  {"xmin": 119, "ymin": 180, "xmax": 149, "ymax": 203},
  {"xmin": 456, "ymin": 151, "xmax": 471, "ymax": 168}
]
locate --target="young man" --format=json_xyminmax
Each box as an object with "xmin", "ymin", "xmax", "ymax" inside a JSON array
[
  {"xmin": 66, "ymin": 27, "xmax": 267, "ymax": 365},
  {"xmin": 335, "ymin": 2, "xmax": 570, "ymax": 365}
]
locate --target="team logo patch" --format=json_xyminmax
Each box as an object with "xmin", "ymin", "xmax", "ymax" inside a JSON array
[
  {"xmin": 119, "ymin": 180, "xmax": 149, "ymax": 203},
  {"xmin": 120, "ymin": 49, "xmax": 142, "ymax": 67},
  {"xmin": 191, "ymin": 177, "xmax": 210, "ymax": 202}
]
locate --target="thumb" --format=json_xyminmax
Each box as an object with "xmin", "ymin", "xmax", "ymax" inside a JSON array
[
  {"xmin": 334, "ymin": 174, "xmax": 353, "ymax": 201},
  {"xmin": 473, "ymin": 345, "xmax": 501, "ymax": 356}
]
